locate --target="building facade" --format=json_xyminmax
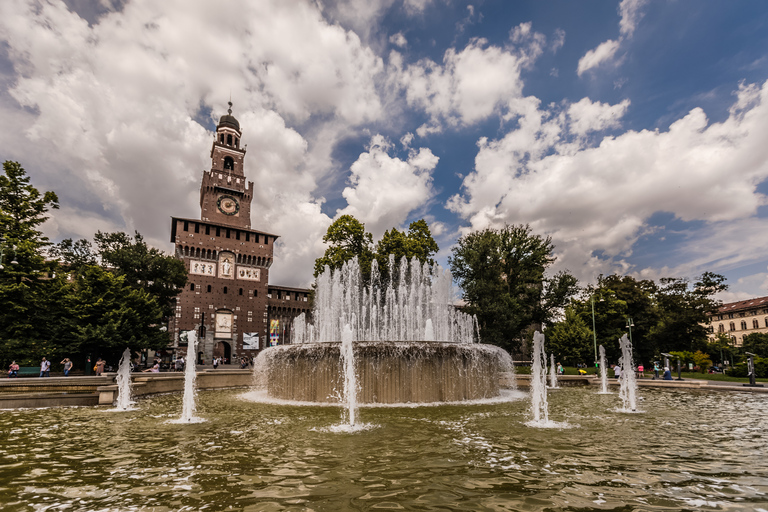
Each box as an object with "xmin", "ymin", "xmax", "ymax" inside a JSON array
[
  {"xmin": 705, "ymin": 295, "xmax": 768, "ymax": 347},
  {"xmin": 167, "ymin": 104, "xmax": 309, "ymax": 364}
]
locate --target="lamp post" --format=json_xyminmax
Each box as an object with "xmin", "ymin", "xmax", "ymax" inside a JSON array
[
  {"xmin": 625, "ymin": 317, "xmax": 634, "ymax": 344},
  {"xmin": 591, "ymin": 295, "xmax": 598, "ymax": 366},
  {"xmin": 0, "ymin": 237, "xmax": 19, "ymax": 270}
]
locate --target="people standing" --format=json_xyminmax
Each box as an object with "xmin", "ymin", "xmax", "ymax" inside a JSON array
[
  {"xmin": 95, "ymin": 358, "xmax": 106, "ymax": 376},
  {"xmin": 653, "ymin": 361, "xmax": 660, "ymax": 380},
  {"xmin": 8, "ymin": 361, "xmax": 19, "ymax": 378},
  {"xmin": 213, "ymin": 357, "xmax": 219, "ymax": 370},
  {"xmin": 60, "ymin": 358, "xmax": 73, "ymax": 377},
  {"xmin": 613, "ymin": 363, "xmax": 621, "ymax": 379},
  {"xmin": 40, "ymin": 357, "xmax": 51, "ymax": 377}
]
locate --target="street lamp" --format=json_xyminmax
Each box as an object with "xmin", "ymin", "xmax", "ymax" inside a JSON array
[
  {"xmin": 625, "ymin": 317, "xmax": 634, "ymax": 344},
  {"xmin": 0, "ymin": 237, "xmax": 19, "ymax": 270},
  {"xmin": 591, "ymin": 293, "xmax": 604, "ymax": 374}
]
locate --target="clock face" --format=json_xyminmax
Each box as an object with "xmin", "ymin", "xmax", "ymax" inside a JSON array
[{"xmin": 217, "ymin": 195, "xmax": 239, "ymax": 215}]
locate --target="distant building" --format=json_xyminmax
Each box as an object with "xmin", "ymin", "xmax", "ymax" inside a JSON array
[
  {"xmin": 705, "ymin": 295, "xmax": 768, "ymax": 347},
  {"xmin": 167, "ymin": 103, "xmax": 310, "ymax": 364}
]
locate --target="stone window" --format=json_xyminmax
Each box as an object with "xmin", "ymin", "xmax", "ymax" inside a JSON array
[
  {"xmin": 753, "ymin": 319, "xmax": 760, "ymax": 329},
  {"xmin": 189, "ymin": 283, "xmax": 195, "ymax": 291},
  {"xmin": 718, "ymin": 324, "xmax": 724, "ymax": 333},
  {"xmin": 740, "ymin": 320, "xmax": 747, "ymax": 330},
  {"xmin": 207, "ymin": 285, "xmax": 212, "ymax": 293},
  {"xmin": 224, "ymin": 156, "xmax": 234, "ymax": 170},
  {"xmin": 729, "ymin": 322, "xmax": 735, "ymax": 331}
]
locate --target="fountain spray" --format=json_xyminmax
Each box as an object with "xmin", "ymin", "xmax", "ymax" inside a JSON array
[
  {"xmin": 599, "ymin": 345, "xmax": 609, "ymax": 394},
  {"xmin": 618, "ymin": 334, "xmax": 639, "ymax": 411},
  {"xmin": 179, "ymin": 330, "xmax": 199, "ymax": 422},
  {"xmin": 549, "ymin": 353, "xmax": 558, "ymax": 389},
  {"xmin": 340, "ymin": 324, "xmax": 358, "ymax": 426},
  {"xmin": 114, "ymin": 347, "xmax": 133, "ymax": 410},
  {"xmin": 530, "ymin": 331, "xmax": 549, "ymax": 424}
]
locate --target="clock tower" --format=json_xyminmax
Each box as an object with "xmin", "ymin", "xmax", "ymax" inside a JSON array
[{"xmin": 200, "ymin": 101, "xmax": 253, "ymax": 228}]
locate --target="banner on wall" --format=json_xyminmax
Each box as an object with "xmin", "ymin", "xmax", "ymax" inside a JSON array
[
  {"xmin": 243, "ymin": 332, "xmax": 259, "ymax": 350},
  {"xmin": 270, "ymin": 320, "xmax": 280, "ymax": 346}
]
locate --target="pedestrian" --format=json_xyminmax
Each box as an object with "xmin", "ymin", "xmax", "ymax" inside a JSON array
[
  {"xmin": 613, "ymin": 363, "xmax": 621, "ymax": 379},
  {"xmin": 60, "ymin": 358, "xmax": 73, "ymax": 376},
  {"xmin": 8, "ymin": 361, "xmax": 19, "ymax": 378},
  {"xmin": 175, "ymin": 357, "xmax": 184, "ymax": 372},
  {"xmin": 653, "ymin": 361, "xmax": 660, "ymax": 380},
  {"xmin": 213, "ymin": 357, "xmax": 219, "ymax": 370},
  {"xmin": 95, "ymin": 358, "xmax": 106, "ymax": 376},
  {"xmin": 142, "ymin": 361, "xmax": 160, "ymax": 373},
  {"xmin": 637, "ymin": 364, "xmax": 644, "ymax": 379},
  {"xmin": 40, "ymin": 357, "xmax": 51, "ymax": 377},
  {"xmin": 557, "ymin": 363, "xmax": 564, "ymax": 375}
]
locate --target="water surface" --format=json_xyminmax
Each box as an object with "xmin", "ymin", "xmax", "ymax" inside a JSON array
[{"xmin": 1, "ymin": 388, "xmax": 766, "ymax": 511}]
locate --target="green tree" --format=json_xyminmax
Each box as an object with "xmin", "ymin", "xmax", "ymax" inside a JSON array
[
  {"xmin": 449, "ymin": 224, "xmax": 578, "ymax": 355},
  {"xmin": 649, "ymin": 273, "xmax": 727, "ymax": 355},
  {"xmin": 0, "ymin": 160, "xmax": 59, "ymax": 279},
  {"xmin": 50, "ymin": 238, "xmax": 97, "ymax": 272},
  {"xmin": 545, "ymin": 306, "xmax": 593, "ymax": 366},
  {"xmin": 742, "ymin": 332, "xmax": 768, "ymax": 358},
  {"xmin": 94, "ymin": 231, "xmax": 187, "ymax": 319},
  {"xmin": 313, "ymin": 215, "xmax": 374, "ymax": 282},
  {"xmin": 374, "ymin": 219, "xmax": 439, "ymax": 284}
]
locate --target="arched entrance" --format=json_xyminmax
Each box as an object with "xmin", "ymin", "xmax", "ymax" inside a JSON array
[
  {"xmin": 197, "ymin": 351, "xmax": 204, "ymax": 365},
  {"xmin": 215, "ymin": 341, "xmax": 232, "ymax": 364}
]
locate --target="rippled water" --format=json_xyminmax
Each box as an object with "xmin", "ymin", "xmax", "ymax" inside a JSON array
[{"xmin": 1, "ymin": 388, "xmax": 767, "ymax": 511}]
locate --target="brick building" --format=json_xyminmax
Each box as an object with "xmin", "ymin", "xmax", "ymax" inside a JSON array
[
  {"xmin": 705, "ymin": 295, "xmax": 768, "ymax": 347},
  {"xmin": 167, "ymin": 104, "xmax": 310, "ymax": 364}
]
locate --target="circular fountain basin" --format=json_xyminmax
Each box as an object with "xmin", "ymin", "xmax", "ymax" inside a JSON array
[{"xmin": 257, "ymin": 341, "xmax": 511, "ymax": 404}]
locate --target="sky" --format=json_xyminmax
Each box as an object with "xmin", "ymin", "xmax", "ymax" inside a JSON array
[{"xmin": 1, "ymin": 0, "xmax": 768, "ymax": 302}]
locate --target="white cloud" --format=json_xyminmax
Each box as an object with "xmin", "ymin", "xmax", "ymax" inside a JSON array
[
  {"xmin": 0, "ymin": 0, "xmax": 389, "ymax": 286},
  {"xmin": 577, "ymin": 39, "xmax": 620, "ymax": 76},
  {"xmin": 567, "ymin": 97, "xmax": 630, "ymax": 136},
  {"xmin": 389, "ymin": 32, "xmax": 407, "ymax": 48},
  {"xmin": 450, "ymin": 81, "xmax": 768, "ymax": 285},
  {"xmin": 618, "ymin": 0, "xmax": 647, "ymax": 37},
  {"xmin": 396, "ymin": 24, "xmax": 546, "ymax": 131},
  {"xmin": 338, "ymin": 135, "xmax": 438, "ymax": 238}
]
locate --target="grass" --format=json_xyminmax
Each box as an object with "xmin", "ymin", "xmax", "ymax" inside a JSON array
[{"xmin": 513, "ymin": 366, "xmax": 768, "ymax": 383}]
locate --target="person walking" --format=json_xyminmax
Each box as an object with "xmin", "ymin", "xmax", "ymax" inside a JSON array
[
  {"xmin": 213, "ymin": 357, "xmax": 219, "ymax": 370},
  {"xmin": 8, "ymin": 361, "xmax": 19, "ymax": 378},
  {"xmin": 40, "ymin": 357, "xmax": 51, "ymax": 377},
  {"xmin": 613, "ymin": 363, "xmax": 621, "ymax": 379},
  {"xmin": 60, "ymin": 358, "xmax": 73, "ymax": 377}
]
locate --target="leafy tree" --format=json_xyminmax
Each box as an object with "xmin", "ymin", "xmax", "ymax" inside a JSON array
[
  {"xmin": 449, "ymin": 224, "xmax": 578, "ymax": 355},
  {"xmin": 50, "ymin": 238, "xmax": 97, "ymax": 272},
  {"xmin": 313, "ymin": 215, "xmax": 374, "ymax": 282},
  {"xmin": 0, "ymin": 161, "xmax": 59, "ymax": 279},
  {"xmin": 742, "ymin": 332, "xmax": 768, "ymax": 358},
  {"xmin": 649, "ymin": 273, "xmax": 727, "ymax": 355},
  {"xmin": 94, "ymin": 231, "xmax": 187, "ymax": 318},
  {"xmin": 692, "ymin": 350, "xmax": 713, "ymax": 373},
  {"xmin": 545, "ymin": 306, "xmax": 593, "ymax": 366},
  {"xmin": 374, "ymin": 220, "xmax": 439, "ymax": 284}
]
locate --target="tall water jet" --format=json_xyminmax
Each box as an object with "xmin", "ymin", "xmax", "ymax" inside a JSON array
[
  {"xmin": 528, "ymin": 331, "xmax": 549, "ymax": 425},
  {"xmin": 340, "ymin": 324, "xmax": 358, "ymax": 425},
  {"xmin": 114, "ymin": 348, "xmax": 134, "ymax": 410},
  {"xmin": 617, "ymin": 334, "xmax": 639, "ymax": 412},
  {"xmin": 175, "ymin": 330, "xmax": 204, "ymax": 423},
  {"xmin": 549, "ymin": 353, "xmax": 558, "ymax": 389},
  {"xmin": 598, "ymin": 345, "xmax": 610, "ymax": 394}
]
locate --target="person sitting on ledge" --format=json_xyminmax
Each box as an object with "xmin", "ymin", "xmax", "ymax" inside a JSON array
[
  {"xmin": 8, "ymin": 361, "xmax": 19, "ymax": 378},
  {"xmin": 142, "ymin": 362, "xmax": 160, "ymax": 373},
  {"xmin": 663, "ymin": 367, "xmax": 673, "ymax": 380}
]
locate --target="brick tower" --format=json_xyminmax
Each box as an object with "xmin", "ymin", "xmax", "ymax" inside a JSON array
[{"xmin": 168, "ymin": 103, "xmax": 277, "ymax": 364}]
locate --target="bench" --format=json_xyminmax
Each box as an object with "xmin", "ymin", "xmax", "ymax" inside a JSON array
[{"xmin": 7, "ymin": 367, "xmax": 41, "ymax": 377}]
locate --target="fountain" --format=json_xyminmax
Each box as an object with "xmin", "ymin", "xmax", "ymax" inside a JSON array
[
  {"xmin": 527, "ymin": 331, "xmax": 549, "ymax": 425},
  {"xmin": 113, "ymin": 347, "xmax": 135, "ymax": 410},
  {"xmin": 617, "ymin": 334, "xmax": 640, "ymax": 412},
  {"xmin": 340, "ymin": 324, "xmax": 358, "ymax": 426},
  {"xmin": 172, "ymin": 330, "xmax": 204, "ymax": 423},
  {"xmin": 254, "ymin": 256, "xmax": 514, "ymax": 405},
  {"xmin": 548, "ymin": 353, "xmax": 558, "ymax": 388},
  {"xmin": 598, "ymin": 344, "xmax": 611, "ymax": 394}
]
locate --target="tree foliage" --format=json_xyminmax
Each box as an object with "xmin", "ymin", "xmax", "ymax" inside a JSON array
[
  {"xmin": 0, "ymin": 161, "xmax": 186, "ymax": 370},
  {"xmin": 313, "ymin": 216, "xmax": 439, "ymax": 286},
  {"xmin": 449, "ymin": 224, "xmax": 578, "ymax": 355},
  {"xmin": 545, "ymin": 306, "xmax": 593, "ymax": 365}
]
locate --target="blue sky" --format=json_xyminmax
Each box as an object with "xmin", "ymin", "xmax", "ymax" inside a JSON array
[{"xmin": 1, "ymin": 0, "xmax": 767, "ymax": 302}]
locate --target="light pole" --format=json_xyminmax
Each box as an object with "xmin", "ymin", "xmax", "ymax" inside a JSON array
[
  {"xmin": 625, "ymin": 317, "xmax": 634, "ymax": 344},
  {"xmin": 591, "ymin": 295, "xmax": 598, "ymax": 365},
  {"xmin": 0, "ymin": 237, "xmax": 18, "ymax": 270}
]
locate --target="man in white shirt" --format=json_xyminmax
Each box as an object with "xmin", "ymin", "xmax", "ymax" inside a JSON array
[{"xmin": 613, "ymin": 364, "xmax": 621, "ymax": 379}]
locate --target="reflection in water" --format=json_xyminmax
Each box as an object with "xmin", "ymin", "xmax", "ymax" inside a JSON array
[{"xmin": 1, "ymin": 388, "xmax": 767, "ymax": 511}]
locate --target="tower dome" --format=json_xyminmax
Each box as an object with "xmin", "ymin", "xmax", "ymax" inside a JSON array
[{"xmin": 217, "ymin": 101, "xmax": 240, "ymax": 132}]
